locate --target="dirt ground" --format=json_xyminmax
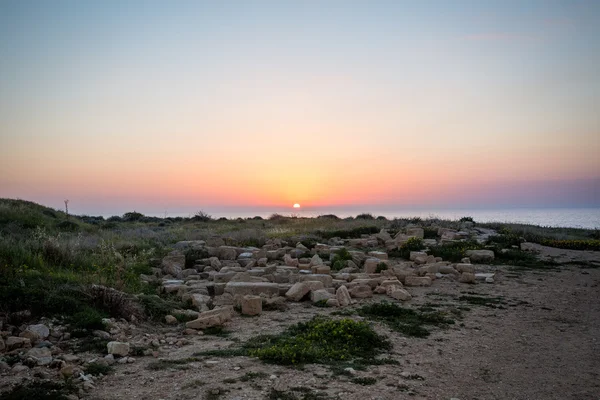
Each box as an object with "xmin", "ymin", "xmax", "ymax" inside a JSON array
[{"xmin": 87, "ymin": 246, "xmax": 600, "ymax": 400}]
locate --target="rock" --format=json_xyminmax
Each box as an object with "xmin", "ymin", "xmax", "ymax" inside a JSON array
[
  {"xmin": 465, "ymin": 249, "xmax": 494, "ymax": 263},
  {"xmin": 218, "ymin": 246, "xmax": 238, "ymax": 260},
  {"xmin": 60, "ymin": 364, "xmax": 75, "ymax": 378},
  {"xmin": 185, "ymin": 306, "xmax": 234, "ymax": 330},
  {"xmin": 309, "ymin": 254, "xmax": 324, "ymax": 267},
  {"xmin": 409, "ymin": 251, "xmax": 427, "ymax": 261},
  {"xmin": 406, "ymin": 227, "xmax": 425, "ymax": 239},
  {"xmin": 241, "ymin": 295, "xmax": 262, "ymax": 316},
  {"xmin": 224, "ymin": 282, "xmax": 280, "ymax": 297},
  {"xmin": 349, "ymin": 285, "xmax": 373, "ymax": 298},
  {"xmin": 27, "ymin": 324, "xmax": 50, "ymax": 339},
  {"xmin": 387, "ymin": 286, "xmax": 412, "ymax": 301},
  {"xmin": 336, "ymin": 285, "xmax": 352, "ymax": 307},
  {"xmin": 0, "ymin": 337, "xmax": 4, "ymax": 352},
  {"xmin": 458, "ymin": 272, "xmax": 476, "ymax": 284},
  {"xmin": 27, "ymin": 347, "xmax": 52, "ymax": 365},
  {"xmin": 5, "ymin": 336, "xmax": 31, "ymax": 351},
  {"xmin": 92, "ymin": 330, "xmax": 111, "ymax": 339},
  {"xmin": 326, "ymin": 299, "xmax": 339, "ymax": 307},
  {"xmin": 311, "ymin": 265, "xmax": 331, "ymax": 274},
  {"xmin": 404, "ymin": 276, "xmax": 432, "ymax": 287},
  {"xmin": 165, "ymin": 315, "xmax": 178, "ymax": 324},
  {"xmin": 455, "ymin": 263, "xmax": 475, "ymax": 273},
  {"xmin": 475, "ymin": 273, "xmax": 495, "ymax": 281},
  {"xmin": 297, "ymin": 274, "xmax": 333, "ymax": 287},
  {"xmin": 107, "ymin": 341, "xmax": 130, "ymax": 357},
  {"xmin": 283, "ymin": 254, "xmax": 299, "ymax": 267},
  {"xmin": 438, "ymin": 265, "xmax": 458, "ymax": 274},
  {"xmin": 285, "ymin": 282, "xmax": 310, "ymax": 301},
  {"xmin": 104, "ymin": 354, "xmax": 115, "ymax": 365},
  {"xmin": 310, "ymin": 289, "xmax": 334, "ymax": 303},
  {"xmin": 367, "ymin": 251, "xmax": 388, "ymax": 260},
  {"xmin": 12, "ymin": 364, "xmax": 29, "ymax": 373},
  {"xmin": 364, "ymin": 258, "xmax": 381, "ymax": 274},
  {"xmin": 161, "ymin": 252, "xmax": 185, "ymax": 278}
]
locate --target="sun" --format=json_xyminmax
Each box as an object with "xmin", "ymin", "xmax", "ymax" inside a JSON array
[{"xmin": 293, "ymin": 203, "xmax": 301, "ymax": 208}]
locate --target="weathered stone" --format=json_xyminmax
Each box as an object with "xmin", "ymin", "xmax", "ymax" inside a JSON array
[
  {"xmin": 309, "ymin": 254, "xmax": 323, "ymax": 267},
  {"xmin": 410, "ymin": 251, "xmax": 427, "ymax": 261},
  {"xmin": 465, "ymin": 249, "xmax": 494, "ymax": 263},
  {"xmin": 404, "ymin": 276, "xmax": 432, "ymax": 287},
  {"xmin": 406, "ymin": 227, "xmax": 424, "ymax": 239},
  {"xmin": 367, "ymin": 251, "xmax": 388, "ymax": 260},
  {"xmin": 349, "ymin": 285, "xmax": 373, "ymax": 298},
  {"xmin": 107, "ymin": 341, "xmax": 130, "ymax": 357},
  {"xmin": 241, "ymin": 295, "xmax": 262, "ymax": 316},
  {"xmin": 363, "ymin": 258, "xmax": 381, "ymax": 274},
  {"xmin": 475, "ymin": 273, "xmax": 495, "ymax": 281},
  {"xmin": 455, "ymin": 263, "xmax": 475, "ymax": 273},
  {"xmin": 458, "ymin": 272, "xmax": 476, "ymax": 284},
  {"xmin": 380, "ymin": 279, "xmax": 403, "ymax": 288},
  {"xmin": 326, "ymin": 299, "xmax": 339, "ymax": 307},
  {"xmin": 161, "ymin": 252, "xmax": 185, "ymax": 278},
  {"xmin": 27, "ymin": 324, "xmax": 50, "ymax": 339},
  {"xmin": 224, "ymin": 282, "xmax": 280, "ymax": 297},
  {"xmin": 310, "ymin": 289, "xmax": 335, "ymax": 303},
  {"xmin": 5, "ymin": 337, "xmax": 30, "ymax": 351},
  {"xmin": 297, "ymin": 274, "xmax": 333, "ymax": 287},
  {"xmin": 218, "ymin": 246, "xmax": 238, "ymax": 260},
  {"xmin": 283, "ymin": 254, "xmax": 299, "ymax": 267},
  {"xmin": 439, "ymin": 265, "xmax": 458, "ymax": 274},
  {"xmin": 312, "ymin": 265, "xmax": 331, "ymax": 275},
  {"xmin": 386, "ymin": 285, "xmax": 412, "ymax": 301},
  {"xmin": 185, "ymin": 306, "xmax": 234, "ymax": 330},
  {"xmin": 336, "ymin": 285, "xmax": 352, "ymax": 307},
  {"xmin": 165, "ymin": 315, "xmax": 178, "ymax": 324}
]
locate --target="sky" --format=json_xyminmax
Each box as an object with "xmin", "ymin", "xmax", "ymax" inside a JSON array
[{"xmin": 1, "ymin": 0, "xmax": 599, "ymax": 216}]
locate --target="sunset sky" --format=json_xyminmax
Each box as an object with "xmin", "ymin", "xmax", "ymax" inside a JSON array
[{"xmin": 1, "ymin": 1, "xmax": 599, "ymax": 216}]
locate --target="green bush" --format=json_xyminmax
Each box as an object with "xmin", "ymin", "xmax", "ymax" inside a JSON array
[
  {"xmin": 538, "ymin": 239, "xmax": 600, "ymax": 251},
  {"xmin": 244, "ymin": 317, "xmax": 391, "ymax": 365},
  {"xmin": 391, "ymin": 237, "xmax": 424, "ymax": 259},
  {"xmin": 70, "ymin": 307, "xmax": 107, "ymax": 331},
  {"xmin": 355, "ymin": 213, "xmax": 375, "ymax": 220},
  {"xmin": 84, "ymin": 362, "xmax": 113, "ymax": 376},
  {"xmin": 375, "ymin": 262, "xmax": 388, "ymax": 273},
  {"xmin": 428, "ymin": 241, "xmax": 483, "ymax": 262},
  {"xmin": 138, "ymin": 294, "xmax": 182, "ymax": 321},
  {"xmin": 330, "ymin": 248, "xmax": 353, "ymax": 271}
]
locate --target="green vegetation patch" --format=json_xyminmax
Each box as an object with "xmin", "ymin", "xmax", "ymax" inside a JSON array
[
  {"xmin": 84, "ymin": 362, "xmax": 114, "ymax": 376},
  {"xmin": 330, "ymin": 248, "xmax": 353, "ymax": 271},
  {"xmin": 146, "ymin": 357, "xmax": 200, "ymax": 371},
  {"xmin": 390, "ymin": 237, "xmax": 424, "ymax": 259},
  {"xmin": 458, "ymin": 295, "xmax": 506, "ymax": 308},
  {"xmin": 357, "ymin": 302, "xmax": 455, "ymax": 338},
  {"xmin": 196, "ymin": 317, "xmax": 391, "ymax": 366},
  {"xmin": 320, "ymin": 226, "xmax": 379, "ymax": 240},
  {"xmin": 0, "ymin": 380, "xmax": 76, "ymax": 400},
  {"xmin": 539, "ymin": 238, "xmax": 600, "ymax": 251},
  {"xmin": 351, "ymin": 377, "xmax": 377, "ymax": 385},
  {"xmin": 267, "ymin": 388, "xmax": 333, "ymax": 400}
]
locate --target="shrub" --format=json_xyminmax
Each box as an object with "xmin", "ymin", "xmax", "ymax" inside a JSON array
[
  {"xmin": 244, "ymin": 317, "xmax": 391, "ymax": 365},
  {"xmin": 375, "ymin": 262, "xmax": 388, "ymax": 273},
  {"xmin": 122, "ymin": 212, "xmax": 144, "ymax": 222},
  {"xmin": 392, "ymin": 237, "xmax": 424, "ymax": 259},
  {"xmin": 538, "ymin": 239, "xmax": 600, "ymax": 251},
  {"xmin": 70, "ymin": 307, "xmax": 107, "ymax": 331},
  {"xmin": 138, "ymin": 294, "xmax": 182, "ymax": 321},
  {"xmin": 0, "ymin": 380, "xmax": 76, "ymax": 400},
  {"xmin": 330, "ymin": 248, "xmax": 353, "ymax": 271},
  {"xmin": 317, "ymin": 214, "xmax": 340, "ymax": 220},
  {"xmin": 355, "ymin": 213, "xmax": 374, "ymax": 220},
  {"xmin": 191, "ymin": 211, "xmax": 212, "ymax": 222},
  {"xmin": 56, "ymin": 220, "xmax": 79, "ymax": 231},
  {"xmin": 428, "ymin": 241, "xmax": 483, "ymax": 262},
  {"xmin": 459, "ymin": 216, "xmax": 474, "ymax": 222}
]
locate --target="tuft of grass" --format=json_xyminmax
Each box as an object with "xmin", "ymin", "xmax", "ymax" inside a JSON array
[
  {"xmin": 84, "ymin": 362, "xmax": 114, "ymax": 376},
  {"xmin": 458, "ymin": 295, "xmax": 506, "ymax": 308},
  {"xmin": 390, "ymin": 237, "xmax": 424, "ymax": 259},
  {"xmin": 138, "ymin": 294, "xmax": 183, "ymax": 321},
  {"xmin": 351, "ymin": 377, "xmax": 377, "ymax": 385},
  {"xmin": 358, "ymin": 302, "xmax": 454, "ymax": 338},
  {"xmin": 239, "ymin": 371, "xmax": 268, "ymax": 382}
]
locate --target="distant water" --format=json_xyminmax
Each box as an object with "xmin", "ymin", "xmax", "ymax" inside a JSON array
[{"xmin": 197, "ymin": 208, "xmax": 600, "ymax": 230}]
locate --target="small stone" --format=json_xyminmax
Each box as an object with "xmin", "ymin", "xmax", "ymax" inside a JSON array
[
  {"xmin": 165, "ymin": 315, "xmax": 178, "ymax": 325},
  {"xmin": 107, "ymin": 341, "xmax": 130, "ymax": 357},
  {"xmin": 241, "ymin": 295, "xmax": 262, "ymax": 316}
]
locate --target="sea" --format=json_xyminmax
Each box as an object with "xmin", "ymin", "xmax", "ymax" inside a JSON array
[{"xmin": 154, "ymin": 207, "xmax": 600, "ymax": 230}]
